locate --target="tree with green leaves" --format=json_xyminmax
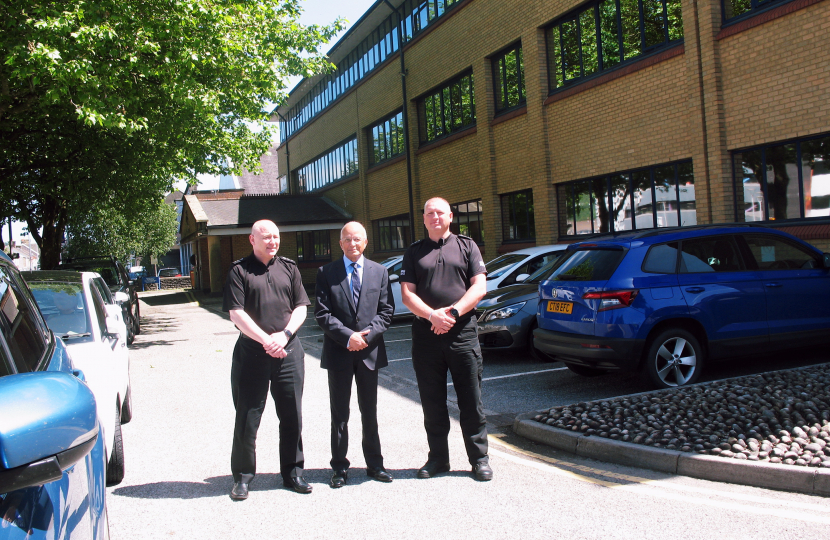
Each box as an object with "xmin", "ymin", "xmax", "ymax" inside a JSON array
[
  {"xmin": 64, "ymin": 197, "xmax": 179, "ymax": 265},
  {"xmin": 1, "ymin": 0, "xmax": 343, "ymax": 268}
]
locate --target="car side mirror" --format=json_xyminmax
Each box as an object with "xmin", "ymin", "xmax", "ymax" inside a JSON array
[
  {"xmin": 0, "ymin": 372, "xmax": 99, "ymax": 493},
  {"xmin": 113, "ymin": 291, "xmax": 130, "ymax": 304},
  {"xmin": 389, "ymin": 273, "xmax": 399, "ymax": 282},
  {"xmin": 823, "ymin": 253, "xmax": 830, "ymax": 269},
  {"xmin": 104, "ymin": 304, "xmax": 123, "ymax": 336},
  {"xmin": 515, "ymin": 273, "xmax": 530, "ymax": 283}
]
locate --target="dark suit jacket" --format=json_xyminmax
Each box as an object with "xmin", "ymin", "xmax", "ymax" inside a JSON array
[{"xmin": 315, "ymin": 258, "xmax": 394, "ymax": 371}]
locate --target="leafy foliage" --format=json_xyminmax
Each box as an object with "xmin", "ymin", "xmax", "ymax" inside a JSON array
[{"xmin": 1, "ymin": 0, "xmax": 343, "ymax": 268}]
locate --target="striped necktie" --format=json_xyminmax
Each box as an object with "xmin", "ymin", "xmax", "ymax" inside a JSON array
[{"xmin": 351, "ymin": 262, "xmax": 361, "ymax": 307}]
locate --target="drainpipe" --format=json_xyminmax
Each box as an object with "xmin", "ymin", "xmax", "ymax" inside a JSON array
[
  {"xmin": 276, "ymin": 110, "xmax": 291, "ymax": 193},
  {"xmin": 382, "ymin": 0, "xmax": 416, "ymax": 243}
]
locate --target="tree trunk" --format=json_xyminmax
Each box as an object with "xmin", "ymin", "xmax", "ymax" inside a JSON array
[{"xmin": 35, "ymin": 196, "xmax": 67, "ymax": 270}]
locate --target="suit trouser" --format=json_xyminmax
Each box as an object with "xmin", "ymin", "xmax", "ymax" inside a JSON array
[
  {"xmin": 230, "ymin": 337, "xmax": 305, "ymax": 483},
  {"xmin": 327, "ymin": 358, "xmax": 384, "ymax": 471},
  {"xmin": 411, "ymin": 316, "xmax": 488, "ymax": 465}
]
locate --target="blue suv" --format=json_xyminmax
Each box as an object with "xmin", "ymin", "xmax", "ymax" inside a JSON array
[
  {"xmin": 0, "ymin": 251, "xmax": 109, "ymax": 539},
  {"xmin": 534, "ymin": 226, "xmax": 830, "ymax": 388}
]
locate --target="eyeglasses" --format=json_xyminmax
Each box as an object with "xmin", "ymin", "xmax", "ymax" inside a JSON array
[{"xmin": 341, "ymin": 237, "xmax": 364, "ymax": 243}]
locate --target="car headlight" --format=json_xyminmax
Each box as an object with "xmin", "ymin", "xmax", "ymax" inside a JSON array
[{"xmin": 483, "ymin": 302, "xmax": 527, "ymax": 322}]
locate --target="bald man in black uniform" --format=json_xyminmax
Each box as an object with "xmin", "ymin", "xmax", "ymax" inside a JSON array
[
  {"xmin": 400, "ymin": 197, "xmax": 492, "ymax": 481},
  {"xmin": 223, "ymin": 219, "xmax": 312, "ymax": 500}
]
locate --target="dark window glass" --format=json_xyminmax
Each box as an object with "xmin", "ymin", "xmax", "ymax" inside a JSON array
[
  {"xmin": 501, "ymin": 189, "xmax": 535, "ymax": 241},
  {"xmin": 732, "ymin": 133, "xmax": 830, "ymax": 223},
  {"xmin": 0, "ymin": 266, "xmax": 47, "ymax": 372},
  {"xmin": 418, "ymin": 72, "xmax": 475, "ymax": 144},
  {"xmin": 679, "ymin": 236, "xmax": 744, "ymax": 273},
  {"xmin": 546, "ymin": 0, "xmax": 683, "ymax": 91},
  {"xmin": 296, "ymin": 231, "xmax": 332, "ymax": 262},
  {"xmin": 550, "ymin": 249, "xmax": 627, "ymax": 281},
  {"xmin": 298, "ymin": 137, "xmax": 358, "ymax": 193},
  {"xmin": 643, "ymin": 242, "xmax": 680, "ymax": 273},
  {"xmin": 90, "ymin": 286, "xmax": 108, "ymax": 338},
  {"xmin": 370, "ymin": 111, "xmax": 405, "ymax": 165},
  {"xmin": 375, "ymin": 215, "xmax": 411, "ymax": 251},
  {"xmin": 558, "ymin": 160, "xmax": 695, "ymax": 236},
  {"xmin": 485, "ymin": 254, "xmax": 526, "ymax": 279},
  {"xmin": 741, "ymin": 235, "xmax": 819, "ymax": 270},
  {"xmin": 723, "ymin": 0, "xmax": 789, "ymax": 22},
  {"xmin": 450, "ymin": 199, "xmax": 484, "ymax": 244},
  {"xmin": 493, "ymin": 44, "xmax": 526, "ymax": 113}
]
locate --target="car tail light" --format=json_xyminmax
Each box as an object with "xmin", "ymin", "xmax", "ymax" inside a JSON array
[{"xmin": 581, "ymin": 290, "xmax": 639, "ymax": 312}]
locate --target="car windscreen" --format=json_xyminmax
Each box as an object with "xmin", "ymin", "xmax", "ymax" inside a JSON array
[
  {"xmin": 58, "ymin": 262, "xmax": 119, "ymax": 287},
  {"xmin": 484, "ymin": 254, "xmax": 526, "ymax": 279},
  {"xmin": 526, "ymin": 256, "xmax": 564, "ymax": 284},
  {"xmin": 548, "ymin": 248, "xmax": 626, "ymax": 281},
  {"xmin": 28, "ymin": 282, "xmax": 94, "ymax": 342}
]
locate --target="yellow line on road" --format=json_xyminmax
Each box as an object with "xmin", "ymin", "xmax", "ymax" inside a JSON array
[
  {"xmin": 183, "ymin": 291, "xmax": 199, "ymax": 305},
  {"xmin": 488, "ymin": 435, "xmax": 830, "ymax": 523}
]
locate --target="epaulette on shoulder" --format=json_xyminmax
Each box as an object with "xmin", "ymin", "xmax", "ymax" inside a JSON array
[
  {"xmin": 410, "ymin": 239, "xmax": 424, "ymax": 246},
  {"xmin": 231, "ymin": 257, "xmax": 246, "ymax": 266},
  {"xmin": 279, "ymin": 256, "xmax": 297, "ymax": 265},
  {"xmin": 457, "ymin": 234, "xmax": 474, "ymax": 242}
]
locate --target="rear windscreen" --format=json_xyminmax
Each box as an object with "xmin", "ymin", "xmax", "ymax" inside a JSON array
[{"xmin": 549, "ymin": 249, "xmax": 626, "ymax": 281}]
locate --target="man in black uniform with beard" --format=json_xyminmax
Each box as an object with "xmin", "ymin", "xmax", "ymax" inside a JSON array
[
  {"xmin": 400, "ymin": 197, "xmax": 492, "ymax": 481},
  {"xmin": 223, "ymin": 219, "xmax": 312, "ymax": 500}
]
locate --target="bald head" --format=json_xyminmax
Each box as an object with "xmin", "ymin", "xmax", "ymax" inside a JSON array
[
  {"xmin": 340, "ymin": 221, "xmax": 368, "ymax": 263},
  {"xmin": 250, "ymin": 220, "xmax": 280, "ymax": 264},
  {"xmin": 423, "ymin": 197, "xmax": 453, "ymax": 241},
  {"xmin": 424, "ymin": 197, "xmax": 450, "ymax": 213}
]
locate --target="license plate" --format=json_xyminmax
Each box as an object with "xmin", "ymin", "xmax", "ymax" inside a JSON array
[{"xmin": 547, "ymin": 300, "xmax": 573, "ymax": 314}]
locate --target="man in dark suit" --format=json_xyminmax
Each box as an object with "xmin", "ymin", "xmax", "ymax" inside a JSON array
[{"xmin": 315, "ymin": 221, "xmax": 395, "ymax": 488}]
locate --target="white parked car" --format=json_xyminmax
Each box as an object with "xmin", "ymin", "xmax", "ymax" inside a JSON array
[
  {"xmin": 484, "ymin": 245, "xmax": 570, "ymax": 291},
  {"xmin": 379, "ymin": 256, "xmax": 411, "ymax": 318},
  {"xmin": 24, "ymin": 270, "xmax": 132, "ymax": 487}
]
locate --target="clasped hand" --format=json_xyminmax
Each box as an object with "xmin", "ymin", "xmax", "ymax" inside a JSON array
[
  {"xmin": 348, "ymin": 329, "xmax": 371, "ymax": 351},
  {"xmin": 262, "ymin": 332, "xmax": 288, "ymax": 358},
  {"xmin": 430, "ymin": 307, "xmax": 456, "ymax": 335}
]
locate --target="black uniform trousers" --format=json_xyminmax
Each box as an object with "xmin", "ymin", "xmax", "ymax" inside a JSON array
[
  {"xmin": 411, "ymin": 316, "xmax": 488, "ymax": 465},
  {"xmin": 230, "ymin": 336, "xmax": 305, "ymax": 484},
  {"xmin": 327, "ymin": 357, "xmax": 383, "ymax": 471}
]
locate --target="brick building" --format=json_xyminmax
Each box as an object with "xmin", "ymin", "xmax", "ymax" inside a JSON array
[{"xmin": 273, "ymin": 0, "xmax": 830, "ymax": 263}]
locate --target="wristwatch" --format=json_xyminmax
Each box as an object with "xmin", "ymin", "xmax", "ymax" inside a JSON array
[
  {"xmin": 449, "ymin": 307, "xmax": 460, "ymax": 319},
  {"xmin": 284, "ymin": 329, "xmax": 293, "ymax": 340}
]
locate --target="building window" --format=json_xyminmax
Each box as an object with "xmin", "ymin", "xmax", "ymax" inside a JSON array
[
  {"xmin": 546, "ymin": 0, "xmax": 683, "ymax": 92},
  {"xmin": 501, "ymin": 190, "xmax": 535, "ymax": 242},
  {"xmin": 732, "ymin": 133, "xmax": 830, "ymax": 223},
  {"xmin": 722, "ymin": 0, "xmax": 790, "ymax": 22},
  {"xmin": 296, "ymin": 137, "xmax": 358, "ymax": 193},
  {"xmin": 492, "ymin": 44, "xmax": 525, "ymax": 113},
  {"xmin": 370, "ymin": 111, "xmax": 405, "ymax": 165},
  {"xmin": 279, "ymin": 0, "xmax": 467, "ymax": 143},
  {"xmin": 296, "ymin": 230, "xmax": 331, "ymax": 262},
  {"xmin": 375, "ymin": 214, "xmax": 410, "ymax": 251},
  {"xmin": 418, "ymin": 72, "xmax": 476, "ymax": 145},
  {"xmin": 450, "ymin": 200, "xmax": 484, "ymax": 244},
  {"xmin": 557, "ymin": 160, "xmax": 695, "ymax": 236}
]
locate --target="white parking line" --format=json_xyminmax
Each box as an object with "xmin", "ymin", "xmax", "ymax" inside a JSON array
[
  {"xmin": 389, "ymin": 357, "xmax": 412, "ymax": 363},
  {"xmin": 448, "ymin": 367, "xmax": 566, "ymax": 386}
]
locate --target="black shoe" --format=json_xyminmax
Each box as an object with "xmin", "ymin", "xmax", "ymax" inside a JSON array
[
  {"xmin": 417, "ymin": 461, "xmax": 450, "ymax": 479},
  {"xmin": 473, "ymin": 461, "xmax": 493, "ymax": 481},
  {"xmin": 330, "ymin": 470, "xmax": 348, "ymax": 488},
  {"xmin": 230, "ymin": 482, "xmax": 248, "ymax": 500},
  {"xmin": 366, "ymin": 467, "xmax": 393, "ymax": 483},
  {"xmin": 283, "ymin": 476, "xmax": 313, "ymax": 494}
]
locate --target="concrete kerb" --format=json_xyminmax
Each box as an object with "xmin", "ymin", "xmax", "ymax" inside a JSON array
[{"xmin": 514, "ymin": 411, "xmax": 830, "ymax": 496}]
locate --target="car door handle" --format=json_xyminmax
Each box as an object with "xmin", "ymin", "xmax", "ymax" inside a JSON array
[
  {"xmin": 764, "ymin": 283, "xmax": 782, "ymax": 288},
  {"xmin": 685, "ymin": 287, "xmax": 705, "ymax": 293}
]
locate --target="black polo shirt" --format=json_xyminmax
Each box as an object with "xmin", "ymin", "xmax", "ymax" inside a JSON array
[
  {"xmin": 222, "ymin": 254, "xmax": 310, "ymax": 334},
  {"xmin": 400, "ymin": 233, "xmax": 486, "ymax": 310}
]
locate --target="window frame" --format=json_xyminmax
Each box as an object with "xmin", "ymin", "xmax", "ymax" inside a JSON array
[
  {"xmin": 375, "ymin": 214, "xmax": 411, "ymax": 252},
  {"xmin": 500, "ymin": 189, "xmax": 536, "ymax": 243},
  {"xmin": 417, "ymin": 70, "xmax": 476, "ymax": 145},
  {"xmin": 450, "ymin": 199, "xmax": 484, "ymax": 245},
  {"xmin": 491, "ymin": 41, "xmax": 526, "ymax": 114},
  {"xmin": 296, "ymin": 230, "xmax": 333, "ymax": 263},
  {"xmin": 295, "ymin": 136, "xmax": 359, "ymax": 193},
  {"xmin": 368, "ymin": 110, "xmax": 406, "ymax": 166}
]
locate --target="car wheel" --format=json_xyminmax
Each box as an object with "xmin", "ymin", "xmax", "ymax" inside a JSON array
[
  {"xmin": 132, "ymin": 301, "xmax": 140, "ymax": 335},
  {"xmin": 527, "ymin": 324, "xmax": 557, "ymax": 363},
  {"xmin": 645, "ymin": 328, "xmax": 704, "ymax": 388},
  {"xmin": 126, "ymin": 319, "xmax": 135, "ymax": 345},
  {"xmin": 120, "ymin": 384, "xmax": 133, "ymax": 424},
  {"xmin": 565, "ymin": 363, "xmax": 607, "ymax": 377},
  {"xmin": 106, "ymin": 402, "xmax": 125, "ymax": 487}
]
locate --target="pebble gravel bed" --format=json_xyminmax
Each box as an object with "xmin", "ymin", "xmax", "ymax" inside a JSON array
[{"xmin": 532, "ymin": 363, "xmax": 830, "ymax": 468}]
